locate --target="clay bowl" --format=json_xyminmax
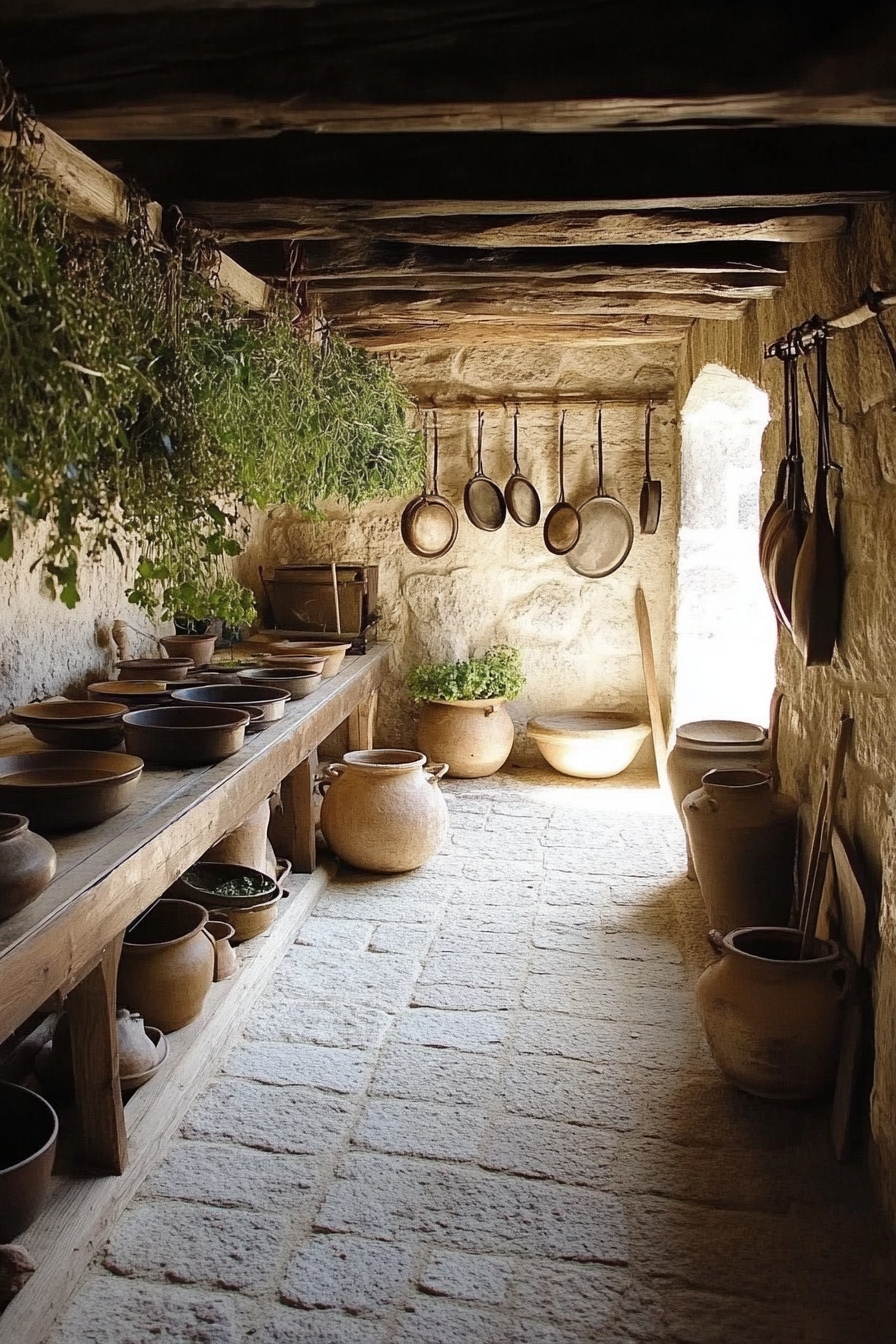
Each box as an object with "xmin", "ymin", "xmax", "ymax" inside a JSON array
[
  {"xmin": 0, "ymin": 750, "xmax": 144, "ymax": 831},
  {"xmin": 88, "ymin": 680, "xmax": 170, "ymax": 707},
  {"xmin": 265, "ymin": 642, "xmax": 349, "ymax": 677},
  {"xmin": 0, "ymin": 1082, "xmax": 59, "ymax": 1241},
  {"xmin": 173, "ymin": 860, "xmax": 279, "ymax": 907},
  {"xmin": 242, "ymin": 705, "xmax": 268, "ymax": 735},
  {"xmin": 12, "ymin": 700, "xmax": 128, "ymax": 750},
  {"xmin": 122, "ymin": 705, "xmax": 250, "ymax": 766},
  {"xmin": 237, "ymin": 667, "xmax": 322, "ymax": 701},
  {"xmin": 116, "ymin": 658, "xmax": 194, "ymax": 681},
  {"xmin": 261, "ymin": 654, "xmax": 327, "ymax": 675},
  {"xmin": 527, "ymin": 712, "xmax": 651, "ymax": 779},
  {"xmin": 171, "ymin": 682, "xmax": 289, "ymax": 724},
  {"xmin": 159, "ymin": 633, "xmax": 217, "ymax": 666},
  {"xmin": 120, "ymin": 1027, "xmax": 169, "ymax": 1093},
  {"xmin": 209, "ymin": 891, "xmax": 280, "ymax": 943}
]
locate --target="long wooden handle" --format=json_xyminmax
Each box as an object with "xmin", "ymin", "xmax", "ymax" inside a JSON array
[
  {"xmin": 800, "ymin": 714, "xmax": 853, "ymax": 958},
  {"xmin": 635, "ymin": 587, "xmax": 667, "ymax": 789}
]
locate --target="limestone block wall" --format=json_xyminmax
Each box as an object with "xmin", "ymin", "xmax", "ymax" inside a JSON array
[
  {"xmin": 0, "ymin": 526, "xmax": 162, "ymax": 717},
  {"xmin": 245, "ymin": 343, "xmax": 680, "ymax": 763},
  {"xmin": 676, "ymin": 201, "xmax": 896, "ymax": 1226}
]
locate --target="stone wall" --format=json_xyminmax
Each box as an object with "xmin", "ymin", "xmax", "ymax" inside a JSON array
[
  {"xmin": 0, "ymin": 527, "xmax": 162, "ymax": 717},
  {"xmin": 246, "ymin": 343, "xmax": 680, "ymax": 765},
  {"xmin": 676, "ymin": 201, "xmax": 896, "ymax": 1226}
]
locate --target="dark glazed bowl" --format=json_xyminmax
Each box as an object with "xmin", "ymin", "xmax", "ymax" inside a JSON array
[
  {"xmin": 0, "ymin": 750, "xmax": 144, "ymax": 832},
  {"xmin": 0, "ymin": 1082, "xmax": 59, "ymax": 1241},
  {"xmin": 123, "ymin": 705, "xmax": 250, "ymax": 766},
  {"xmin": 171, "ymin": 682, "xmax": 289, "ymax": 723}
]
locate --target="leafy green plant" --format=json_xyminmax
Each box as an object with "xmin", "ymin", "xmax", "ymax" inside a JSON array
[
  {"xmin": 407, "ymin": 646, "xmax": 525, "ymax": 703},
  {"xmin": 0, "ymin": 96, "xmax": 423, "ymax": 620}
]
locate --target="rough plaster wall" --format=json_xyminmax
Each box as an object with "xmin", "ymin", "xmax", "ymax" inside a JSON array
[
  {"xmin": 676, "ymin": 201, "xmax": 896, "ymax": 1226},
  {"xmin": 249, "ymin": 343, "xmax": 679, "ymax": 764},
  {"xmin": 0, "ymin": 526, "xmax": 163, "ymax": 717}
]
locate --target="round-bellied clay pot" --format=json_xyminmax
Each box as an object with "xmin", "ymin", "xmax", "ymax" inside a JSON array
[
  {"xmin": 682, "ymin": 769, "xmax": 797, "ymax": 932},
  {"xmin": 0, "ymin": 812, "xmax": 57, "ymax": 920},
  {"xmin": 667, "ymin": 719, "xmax": 770, "ymax": 878},
  {"xmin": 118, "ymin": 899, "xmax": 215, "ymax": 1032},
  {"xmin": 319, "ymin": 749, "xmax": 449, "ymax": 872},
  {"xmin": 696, "ymin": 926, "xmax": 852, "ymax": 1100},
  {"xmin": 0, "ymin": 1081, "xmax": 59, "ymax": 1241},
  {"xmin": 416, "ymin": 699, "xmax": 514, "ymax": 778}
]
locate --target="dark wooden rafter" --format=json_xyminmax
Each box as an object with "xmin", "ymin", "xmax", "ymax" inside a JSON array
[
  {"xmin": 3, "ymin": 1, "xmax": 896, "ymax": 136},
  {"xmin": 327, "ymin": 316, "xmax": 692, "ymax": 349},
  {"xmin": 319, "ymin": 289, "xmax": 750, "ymax": 320}
]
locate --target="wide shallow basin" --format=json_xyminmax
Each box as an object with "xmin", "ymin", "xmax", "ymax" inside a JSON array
[
  {"xmin": 0, "ymin": 750, "xmax": 144, "ymax": 831},
  {"xmin": 123, "ymin": 705, "xmax": 249, "ymax": 766},
  {"xmin": 237, "ymin": 667, "xmax": 322, "ymax": 700},
  {"xmin": 528, "ymin": 712, "xmax": 650, "ymax": 778},
  {"xmin": 172, "ymin": 682, "xmax": 289, "ymax": 723}
]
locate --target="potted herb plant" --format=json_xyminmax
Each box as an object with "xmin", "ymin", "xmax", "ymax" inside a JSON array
[{"xmin": 407, "ymin": 645, "xmax": 525, "ymax": 778}]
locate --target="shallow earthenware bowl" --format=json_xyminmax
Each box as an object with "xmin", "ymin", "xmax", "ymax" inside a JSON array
[
  {"xmin": 116, "ymin": 658, "xmax": 194, "ymax": 681},
  {"xmin": 237, "ymin": 667, "xmax": 322, "ymax": 701},
  {"xmin": 527, "ymin": 712, "xmax": 650, "ymax": 779},
  {"xmin": 122, "ymin": 705, "xmax": 249, "ymax": 766},
  {"xmin": 88, "ymin": 681, "xmax": 170, "ymax": 707},
  {"xmin": 264, "ymin": 642, "xmax": 349, "ymax": 677},
  {"xmin": 171, "ymin": 682, "xmax": 289, "ymax": 723},
  {"xmin": 0, "ymin": 750, "xmax": 144, "ymax": 832},
  {"xmin": 12, "ymin": 700, "xmax": 128, "ymax": 750}
]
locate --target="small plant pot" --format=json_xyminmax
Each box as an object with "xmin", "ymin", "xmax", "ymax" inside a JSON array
[
  {"xmin": 160, "ymin": 633, "xmax": 217, "ymax": 666},
  {"xmin": 0, "ymin": 1082, "xmax": 59, "ymax": 1241},
  {"xmin": 417, "ymin": 699, "xmax": 514, "ymax": 778}
]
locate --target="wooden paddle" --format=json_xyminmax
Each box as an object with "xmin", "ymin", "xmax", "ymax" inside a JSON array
[
  {"xmin": 635, "ymin": 587, "xmax": 667, "ymax": 791},
  {"xmin": 799, "ymin": 714, "xmax": 853, "ymax": 958}
]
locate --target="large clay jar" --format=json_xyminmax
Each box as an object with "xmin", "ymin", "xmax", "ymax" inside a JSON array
[
  {"xmin": 416, "ymin": 699, "xmax": 514, "ymax": 778},
  {"xmin": 0, "ymin": 812, "xmax": 57, "ymax": 921},
  {"xmin": 683, "ymin": 769, "xmax": 797, "ymax": 932},
  {"xmin": 118, "ymin": 899, "xmax": 215, "ymax": 1032},
  {"xmin": 696, "ymin": 926, "xmax": 851, "ymax": 1100},
  {"xmin": 201, "ymin": 797, "xmax": 273, "ymax": 874},
  {"xmin": 319, "ymin": 749, "xmax": 449, "ymax": 872},
  {"xmin": 667, "ymin": 720, "xmax": 770, "ymax": 878}
]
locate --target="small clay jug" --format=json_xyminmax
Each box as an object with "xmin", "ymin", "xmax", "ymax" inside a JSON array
[
  {"xmin": 666, "ymin": 721, "xmax": 770, "ymax": 879},
  {"xmin": 205, "ymin": 920, "xmax": 238, "ymax": 980},
  {"xmin": 115, "ymin": 1009, "xmax": 159, "ymax": 1075},
  {"xmin": 319, "ymin": 749, "xmax": 449, "ymax": 873},
  {"xmin": 0, "ymin": 812, "xmax": 57, "ymax": 920},
  {"xmin": 118, "ymin": 899, "xmax": 215, "ymax": 1032},
  {"xmin": 683, "ymin": 769, "xmax": 797, "ymax": 932},
  {"xmin": 696, "ymin": 926, "xmax": 852, "ymax": 1100}
]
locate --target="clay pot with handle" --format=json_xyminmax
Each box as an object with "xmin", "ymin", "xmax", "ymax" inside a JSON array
[
  {"xmin": 696, "ymin": 926, "xmax": 853, "ymax": 1100},
  {"xmin": 118, "ymin": 899, "xmax": 216, "ymax": 1032},
  {"xmin": 319, "ymin": 749, "xmax": 449, "ymax": 872},
  {"xmin": 416, "ymin": 698, "xmax": 514, "ymax": 778},
  {"xmin": 0, "ymin": 812, "xmax": 57, "ymax": 920},
  {"xmin": 666, "ymin": 720, "xmax": 770, "ymax": 879},
  {"xmin": 682, "ymin": 769, "xmax": 797, "ymax": 932}
]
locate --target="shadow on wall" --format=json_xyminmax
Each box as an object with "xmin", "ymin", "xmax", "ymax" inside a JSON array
[{"xmin": 675, "ymin": 364, "xmax": 777, "ymax": 730}]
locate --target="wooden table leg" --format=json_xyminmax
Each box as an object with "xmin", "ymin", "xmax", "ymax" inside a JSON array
[
  {"xmin": 270, "ymin": 749, "xmax": 318, "ymax": 874},
  {"xmin": 66, "ymin": 932, "xmax": 127, "ymax": 1175},
  {"xmin": 347, "ymin": 691, "xmax": 378, "ymax": 751}
]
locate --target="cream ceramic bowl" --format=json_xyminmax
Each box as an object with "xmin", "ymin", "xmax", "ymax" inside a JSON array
[{"xmin": 527, "ymin": 712, "xmax": 650, "ymax": 779}]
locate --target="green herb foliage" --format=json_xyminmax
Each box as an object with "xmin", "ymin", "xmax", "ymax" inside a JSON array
[
  {"xmin": 0, "ymin": 125, "xmax": 422, "ymax": 620},
  {"xmin": 407, "ymin": 646, "xmax": 525, "ymax": 703}
]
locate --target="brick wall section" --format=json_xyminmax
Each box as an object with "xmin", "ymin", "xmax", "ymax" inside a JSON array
[{"xmin": 675, "ymin": 201, "xmax": 896, "ymax": 1227}]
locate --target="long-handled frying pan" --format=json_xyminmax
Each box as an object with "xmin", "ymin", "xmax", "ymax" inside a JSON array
[
  {"xmin": 504, "ymin": 407, "xmax": 541, "ymax": 527},
  {"xmin": 543, "ymin": 410, "xmax": 581, "ymax": 555},
  {"xmin": 464, "ymin": 410, "xmax": 507, "ymax": 531},
  {"xmin": 566, "ymin": 407, "xmax": 634, "ymax": 578},
  {"xmin": 401, "ymin": 410, "xmax": 458, "ymax": 558},
  {"xmin": 639, "ymin": 403, "xmax": 662, "ymax": 534}
]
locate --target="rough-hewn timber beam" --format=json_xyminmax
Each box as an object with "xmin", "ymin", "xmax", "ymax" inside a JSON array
[
  {"xmin": 4, "ymin": 3, "xmax": 896, "ymax": 134},
  {"xmin": 320, "ymin": 290, "xmax": 750, "ymax": 320},
  {"xmin": 307, "ymin": 273, "xmax": 782, "ymax": 300},
  {"xmin": 332, "ymin": 317, "xmax": 692, "ymax": 349},
  {"xmin": 0, "ymin": 122, "xmax": 273, "ymax": 312}
]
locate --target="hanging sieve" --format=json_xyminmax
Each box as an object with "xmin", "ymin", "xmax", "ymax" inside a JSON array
[
  {"xmin": 504, "ymin": 406, "xmax": 541, "ymax": 527},
  {"xmin": 543, "ymin": 409, "xmax": 581, "ymax": 555},
  {"xmin": 566, "ymin": 407, "xmax": 633, "ymax": 578},
  {"xmin": 464, "ymin": 409, "xmax": 507, "ymax": 531},
  {"xmin": 401, "ymin": 410, "xmax": 458, "ymax": 558}
]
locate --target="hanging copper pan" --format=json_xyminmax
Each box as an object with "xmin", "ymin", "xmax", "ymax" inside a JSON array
[
  {"xmin": 764, "ymin": 340, "xmax": 809, "ymax": 631},
  {"xmin": 566, "ymin": 407, "xmax": 633, "ymax": 579},
  {"xmin": 400, "ymin": 410, "xmax": 458, "ymax": 559},
  {"xmin": 543, "ymin": 410, "xmax": 581, "ymax": 555},
  {"xmin": 639, "ymin": 403, "xmax": 662, "ymax": 534},
  {"xmin": 791, "ymin": 325, "xmax": 842, "ymax": 666},
  {"xmin": 464, "ymin": 410, "xmax": 507, "ymax": 531},
  {"xmin": 504, "ymin": 407, "xmax": 541, "ymax": 527}
]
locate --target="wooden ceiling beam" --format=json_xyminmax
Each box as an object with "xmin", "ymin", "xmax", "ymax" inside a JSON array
[
  {"xmin": 330, "ymin": 317, "xmax": 693, "ymax": 349},
  {"xmin": 318, "ymin": 290, "xmax": 750, "ymax": 320},
  {"xmin": 307, "ymin": 273, "xmax": 782, "ymax": 300}
]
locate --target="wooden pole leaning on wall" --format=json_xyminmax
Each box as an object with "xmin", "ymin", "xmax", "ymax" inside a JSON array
[
  {"xmin": 0, "ymin": 121, "xmax": 274, "ymax": 314},
  {"xmin": 635, "ymin": 587, "xmax": 669, "ymax": 792}
]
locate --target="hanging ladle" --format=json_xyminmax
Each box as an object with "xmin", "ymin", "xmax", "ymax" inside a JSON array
[
  {"xmin": 464, "ymin": 409, "xmax": 507, "ymax": 532},
  {"xmin": 504, "ymin": 406, "xmax": 541, "ymax": 527},
  {"xmin": 543, "ymin": 409, "xmax": 581, "ymax": 555}
]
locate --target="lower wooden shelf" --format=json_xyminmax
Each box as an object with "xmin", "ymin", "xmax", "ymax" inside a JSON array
[{"xmin": 0, "ymin": 862, "xmax": 331, "ymax": 1344}]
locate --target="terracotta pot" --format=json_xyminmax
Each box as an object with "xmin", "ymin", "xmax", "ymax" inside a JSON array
[
  {"xmin": 319, "ymin": 749, "xmax": 449, "ymax": 872},
  {"xmin": 696, "ymin": 926, "xmax": 852, "ymax": 1100},
  {"xmin": 118, "ymin": 899, "xmax": 215, "ymax": 1032},
  {"xmin": 210, "ymin": 894, "xmax": 280, "ymax": 944},
  {"xmin": 0, "ymin": 1082, "xmax": 59, "ymax": 1241},
  {"xmin": 205, "ymin": 920, "xmax": 238, "ymax": 979},
  {"xmin": 416, "ymin": 699, "xmax": 514, "ymax": 779},
  {"xmin": 667, "ymin": 719, "xmax": 770, "ymax": 879},
  {"xmin": 0, "ymin": 812, "xmax": 57, "ymax": 920},
  {"xmin": 159, "ymin": 633, "xmax": 217, "ymax": 665},
  {"xmin": 115, "ymin": 1009, "xmax": 160, "ymax": 1074},
  {"xmin": 683, "ymin": 770, "xmax": 797, "ymax": 932},
  {"xmin": 202, "ymin": 798, "xmax": 273, "ymax": 872}
]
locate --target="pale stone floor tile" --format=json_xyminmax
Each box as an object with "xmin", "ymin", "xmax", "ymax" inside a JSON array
[{"xmin": 52, "ymin": 773, "xmax": 894, "ymax": 1344}]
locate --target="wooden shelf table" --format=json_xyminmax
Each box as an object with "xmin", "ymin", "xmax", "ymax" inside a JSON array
[{"xmin": 0, "ymin": 644, "xmax": 389, "ymax": 1343}]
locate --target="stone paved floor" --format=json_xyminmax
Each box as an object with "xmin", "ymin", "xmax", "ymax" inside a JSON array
[{"xmin": 50, "ymin": 768, "xmax": 894, "ymax": 1344}]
